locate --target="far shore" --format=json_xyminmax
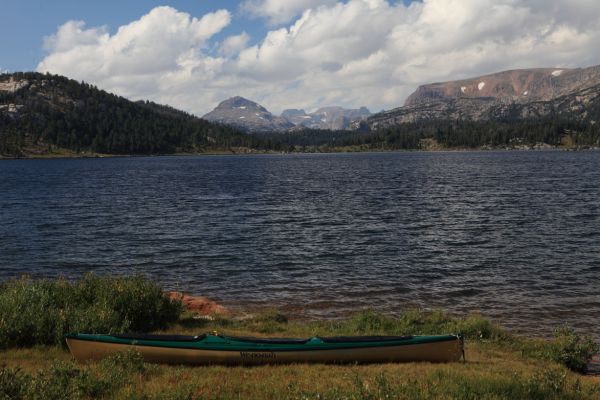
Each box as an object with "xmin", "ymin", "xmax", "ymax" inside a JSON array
[{"xmin": 1, "ymin": 144, "xmax": 598, "ymax": 160}]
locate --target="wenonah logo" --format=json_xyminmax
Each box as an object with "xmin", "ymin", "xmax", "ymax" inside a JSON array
[{"xmin": 239, "ymin": 351, "xmax": 276, "ymax": 360}]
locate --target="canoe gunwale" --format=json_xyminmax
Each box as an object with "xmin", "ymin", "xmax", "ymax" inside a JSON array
[{"xmin": 65, "ymin": 333, "xmax": 461, "ymax": 352}]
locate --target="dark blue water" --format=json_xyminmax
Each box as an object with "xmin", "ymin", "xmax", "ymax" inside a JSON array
[{"xmin": 1, "ymin": 151, "xmax": 599, "ymax": 337}]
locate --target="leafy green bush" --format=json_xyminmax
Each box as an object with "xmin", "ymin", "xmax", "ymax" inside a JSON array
[
  {"xmin": 0, "ymin": 274, "xmax": 182, "ymax": 348},
  {"xmin": 551, "ymin": 326, "xmax": 598, "ymax": 373},
  {"xmin": 454, "ymin": 313, "xmax": 509, "ymax": 341}
]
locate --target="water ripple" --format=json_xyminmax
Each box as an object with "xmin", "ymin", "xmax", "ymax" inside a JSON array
[{"xmin": 1, "ymin": 151, "xmax": 600, "ymax": 339}]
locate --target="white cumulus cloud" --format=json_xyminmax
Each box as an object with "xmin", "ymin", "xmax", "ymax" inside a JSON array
[
  {"xmin": 219, "ymin": 32, "xmax": 251, "ymax": 57},
  {"xmin": 239, "ymin": 0, "xmax": 337, "ymax": 25},
  {"xmin": 37, "ymin": 1, "xmax": 600, "ymax": 116},
  {"xmin": 38, "ymin": 6, "xmax": 231, "ymax": 100}
]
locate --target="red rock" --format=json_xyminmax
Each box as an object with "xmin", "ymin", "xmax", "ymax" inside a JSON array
[{"xmin": 166, "ymin": 292, "xmax": 229, "ymax": 315}]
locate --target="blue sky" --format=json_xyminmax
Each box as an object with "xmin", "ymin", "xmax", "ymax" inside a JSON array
[
  {"xmin": 1, "ymin": 0, "xmax": 414, "ymax": 72},
  {"xmin": 2, "ymin": 1, "xmax": 600, "ymax": 115},
  {"xmin": 1, "ymin": 0, "xmax": 259, "ymax": 71}
]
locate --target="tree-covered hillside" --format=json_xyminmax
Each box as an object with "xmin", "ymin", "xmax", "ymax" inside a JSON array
[
  {"xmin": 263, "ymin": 111, "xmax": 600, "ymax": 151},
  {"xmin": 0, "ymin": 72, "xmax": 280, "ymax": 156}
]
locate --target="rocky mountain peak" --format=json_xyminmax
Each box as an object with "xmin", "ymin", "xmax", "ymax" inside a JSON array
[
  {"xmin": 218, "ymin": 96, "xmax": 268, "ymax": 113},
  {"xmin": 202, "ymin": 96, "xmax": 293, "ymax": 133}
]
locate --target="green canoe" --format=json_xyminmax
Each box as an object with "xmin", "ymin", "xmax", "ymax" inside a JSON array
[{"xmin": 66, "ymin": 332, "xmax": 464, "ymax": 365}]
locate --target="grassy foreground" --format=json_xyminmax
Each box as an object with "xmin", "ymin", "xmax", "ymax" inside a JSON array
[{"xmin": 1, "ymin": 275, "xmax": 599, "ymax": 399}]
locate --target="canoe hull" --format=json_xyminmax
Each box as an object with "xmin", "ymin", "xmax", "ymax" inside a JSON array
[{"xmin": 66, "ymin": 336, "xmax": 462, "ymax": 365}]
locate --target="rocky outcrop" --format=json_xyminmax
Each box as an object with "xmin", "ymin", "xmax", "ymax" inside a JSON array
[
  {"xmin": 202, "ymin": 96, "xmax": 293, "ymax": 133},
  {"xmin": 0, "ymin": 77, "xmax": 30, "ymax": 118},
  {"xmin": 167, "ymin": 292, "xmax": 229, "ymax": 315},
  {"xmin": 0, "ymin": 77, "xmax": 30, "ymax": 93}
]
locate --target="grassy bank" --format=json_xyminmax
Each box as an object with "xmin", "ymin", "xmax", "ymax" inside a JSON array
[{"xmin": 1, "ymin": 275, "xmax": 599, "ymax": 399}]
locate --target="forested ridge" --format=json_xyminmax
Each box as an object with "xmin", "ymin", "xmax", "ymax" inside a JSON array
[
  {"xmin": 2, "ymin": 72, "xmax": 600, "ymax": 157},
  {"xmin": 263, "ymin": 95, "xmax": 600, "ymax": 151},
  {"xmin": 0, "ymin": 72, "xmax": 280, "ymax": 156}
]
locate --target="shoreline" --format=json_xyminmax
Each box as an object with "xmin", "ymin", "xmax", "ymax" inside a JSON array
[
  {"xmin": 1, "ymin": 145, "xmax": 598, "ymax": 160},
  {"xmin": 177, "ymin": 293, "xmax": 600, "ymax": 376},
  {"xmin": 181, "ymin": 293, "xmax": 600, "ymax": 343}
]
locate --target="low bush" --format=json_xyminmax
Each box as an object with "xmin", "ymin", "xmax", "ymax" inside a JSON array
[
  {"xmin": 551, "ymin": 325, "xmax": 599, "ymax": 373},
  {"xmin": 0, "ymin": 274, "xmax": 182, "ymax": 348}
]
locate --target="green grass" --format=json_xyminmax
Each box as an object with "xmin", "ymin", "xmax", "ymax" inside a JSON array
[{"xmin": 1, "ymin": 276, "xmax": 599, "ymax": 399}]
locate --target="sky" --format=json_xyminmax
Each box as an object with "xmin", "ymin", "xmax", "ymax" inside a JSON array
[{"xmin": 2, "ymin": 0, "xmax": 600, "ymax": 116}]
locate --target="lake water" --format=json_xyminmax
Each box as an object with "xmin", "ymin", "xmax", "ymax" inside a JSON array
[{"xmin": 1, "ymin": 151, "xmax": 599, "ymax": 338}]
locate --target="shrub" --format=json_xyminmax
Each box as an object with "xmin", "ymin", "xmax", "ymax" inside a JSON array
[
  {"xmin": 551, "ymin": 326, "xmax": 599, "ymax": 373},
  {"xmin": 454, "ymin": 313, "xmax": 508, "ymax": 341},
  {"xmin": 0, "ymin": 274, "xmax": 182, "ymax": 348}
]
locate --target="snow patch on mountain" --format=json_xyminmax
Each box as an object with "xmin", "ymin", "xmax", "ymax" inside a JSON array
[{"xmin": 281, "ymin": 106, "xmax": 371, "ymax": 130}]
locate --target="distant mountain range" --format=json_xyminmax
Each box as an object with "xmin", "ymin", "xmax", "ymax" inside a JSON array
[
  {"xmin": 203, "ymin": 97, "xmax": 371, "ymax": 132},
  {"xmin": 3, "ymin": 64, "xmax": 600, "ymax": 157},
  {"xmin": 280, "ymin": 106, "xmax": 371, "ymax": 130},
  {"xmin": 203, "ymin": 64, "xmax": 600, "ymax": 134},
  {"xmin": 362, "ymin": 65, "xmax": 600, "ymax": 130}
]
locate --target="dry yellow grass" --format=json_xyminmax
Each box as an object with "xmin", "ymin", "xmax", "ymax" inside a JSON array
[
  {"xmin": 1, "ymin": 302, "xmax": 599, "ymax": 399},
  {"xmin": 2, "ymin": 337, "xmax": 599, "ymax": 399}
]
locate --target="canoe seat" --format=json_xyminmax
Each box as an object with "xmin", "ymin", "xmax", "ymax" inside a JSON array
[
  {"xmin": 113, "ymin": 334, "xmax": 207, "ymax": 342},
  {"xmin": 318, "ymin": 335, "xmax": 413, "ymax": 343},
  {"xmin": 221, "ymin": 335, "xmax": 311, "ymax": 344}
]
